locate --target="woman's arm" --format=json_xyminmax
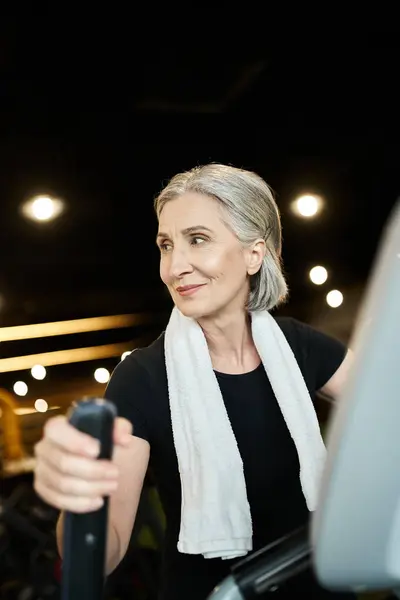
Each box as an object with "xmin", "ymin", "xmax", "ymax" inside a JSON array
[{"xmin": 319, "ymin": 349, "xmax": 353, "ymax": 400}]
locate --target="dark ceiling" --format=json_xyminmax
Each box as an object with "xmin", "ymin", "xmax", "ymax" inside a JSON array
[{"xmin": 0, "ymin": 18, "xmax": 399, "ymax": 331}]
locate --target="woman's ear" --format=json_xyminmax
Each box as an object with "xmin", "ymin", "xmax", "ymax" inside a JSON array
[{"xmin": 246, "ymin": 239, "xmax": 266, "ymax": 275}]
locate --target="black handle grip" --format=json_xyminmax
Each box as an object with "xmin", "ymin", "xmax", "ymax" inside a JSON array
[
  {"xmin": 61, "ymin": 397, "xmax": 117, "ymax": 600},
  {"xmin": 231, "ymin": 525, "xmax": 310, "ymax": 598}
]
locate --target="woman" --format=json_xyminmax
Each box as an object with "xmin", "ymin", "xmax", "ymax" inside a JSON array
[{"xmin": 34, "ymin": 164, "xmax": 353, "ymax": 600}]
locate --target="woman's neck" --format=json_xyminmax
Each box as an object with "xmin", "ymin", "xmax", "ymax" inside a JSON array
[{"xmin": 197, "ymin": 309, "xmax": 260, "ymax": 374}]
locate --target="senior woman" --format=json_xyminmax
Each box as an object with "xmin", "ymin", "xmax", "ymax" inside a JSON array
[{"xmin": 34, "ymin": 164, "xmax": 353, "ymax": 599}]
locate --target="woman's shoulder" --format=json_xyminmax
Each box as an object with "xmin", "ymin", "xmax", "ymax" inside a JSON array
[
  {"xmin": 130, "ymin": 331, "xmax": 166, "ymax": 366},
  {"xmin": 274, "ymin": 314, "xmax": 344, "ymax": 349},
  {"xmin": 273, "ymin": 314, "xmax": 347, "ymax": 389},
  {"xmin": 104, "ymin": 332, "xmax": 167, "ymax": 440},
  {"xmin": 273, "ymin": 315, "xmax": 324, "ymax": 359},
  {"xmin": 117, "ymin": 331, "xmax": 166, "ymax": 381},
  {"xmin": 274, "ymin": 315, "xmax": 305, "ymax": 341}
]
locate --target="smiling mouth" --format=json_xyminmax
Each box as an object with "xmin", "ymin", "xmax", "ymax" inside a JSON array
[{"xmin": 176, "ymin": 284, "xmax": 206, "ymax": 296}]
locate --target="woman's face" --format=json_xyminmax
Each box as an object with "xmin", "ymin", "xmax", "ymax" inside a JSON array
[{"xmin": 157, "ymin": 192, "xmax": 263, "ymax": 320}]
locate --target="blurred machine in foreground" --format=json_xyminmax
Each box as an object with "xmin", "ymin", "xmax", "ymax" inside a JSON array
[{"xmin": 312, "ymin": 200, "xmax": 400, "ymax": 593}]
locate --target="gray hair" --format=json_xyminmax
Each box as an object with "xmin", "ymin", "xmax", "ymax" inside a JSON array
[{"xmin": 154, "ymin": 163, "xmax": 288, "ymax": 312}]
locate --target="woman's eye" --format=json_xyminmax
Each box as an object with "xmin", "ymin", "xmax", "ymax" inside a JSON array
[
  {"xmin": 160, "ymin": 242, "xmax": 172, "ymax": 252},
  {"xmin": 191, "ymin": 236, "xmax": 207, "ymax": 246}
]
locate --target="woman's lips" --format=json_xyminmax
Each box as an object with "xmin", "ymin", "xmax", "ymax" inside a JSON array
[{"xmin": 176, "ymin": 284, "xmax": 206, "ymax": 296}]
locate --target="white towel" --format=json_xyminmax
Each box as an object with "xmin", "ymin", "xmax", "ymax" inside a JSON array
[{"xmin": 164, "ymin": 307, "xmax": 326, "ymax": 560}]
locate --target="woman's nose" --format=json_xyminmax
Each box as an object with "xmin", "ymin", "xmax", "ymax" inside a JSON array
[{"xmin": 169, "ymin": 247, "xmax": 193, "ymax": 279}]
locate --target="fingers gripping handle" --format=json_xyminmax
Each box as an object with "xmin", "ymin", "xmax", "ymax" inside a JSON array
[{"xmin": 61, "ymin": 398, "xmax": 117, "ymax": 600}]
